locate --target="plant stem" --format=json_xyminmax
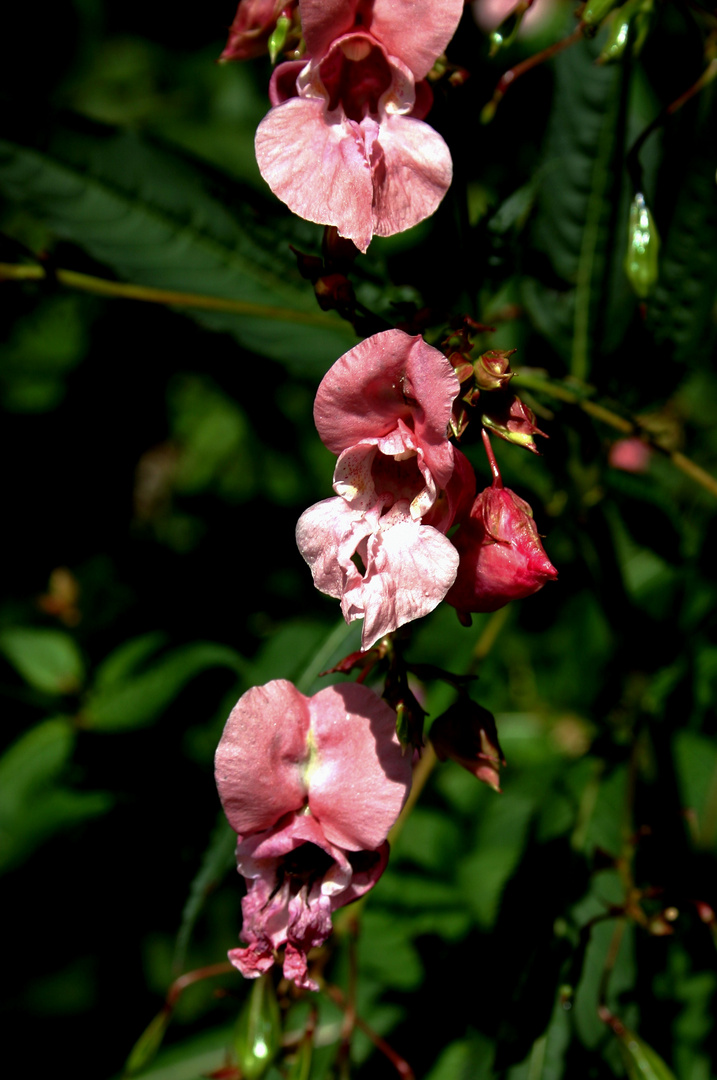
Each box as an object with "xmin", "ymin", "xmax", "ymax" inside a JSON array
[
  {"xmin": 515, "ymin": 368, "xmax": 717, "ymax": 500},
  {"xmin": 0, "ymin": 261, "xmax": 346, "ymax": 330}
]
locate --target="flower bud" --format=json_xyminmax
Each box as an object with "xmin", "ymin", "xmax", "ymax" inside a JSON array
[
  {"xmin": 481, "ymin": 395, "xmax": 546, "ymax": 454},
  {"xmin": 430, "ymin": 698, "xmax": 505, "ymax": 792},
  {"xmin": 582, "ymin": 0, "xmax": 621, "ymax": 26},
  {"xmin": 446, "ymin": 484, "xmax": 557, "ymax": 618},
  {"xmin": 624, "ymin": 193, "xmax": 659, "ymax": 299},
  {"xmin": 474, "ymin": 348, "xmax": 516, "ymax": 392},
  {"xmin": 598, "ymin": 0, "xmax": 653, "ymax": 64},
  {"xmin": 220, "ymin": 1, "xmax": 297, "ymax": 64}
]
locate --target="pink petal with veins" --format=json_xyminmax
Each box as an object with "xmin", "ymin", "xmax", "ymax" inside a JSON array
[
  {"xmin": 370, "ymin": 112, "xmax": 453, "ymax": 241},
  {"xmin": 255, "ymin": 97, "xmax": 376, "ymax": 252},
  {"xmin": 214, "ymin": 680, "xmax": 309, "ymax": 839},
  {"xmin": 314, "ymin": 330, "xmax": 459, "ymax": 487},
  {"xmin": 307, "ymin": 684, "xmax": 412, "ymax": 850}
]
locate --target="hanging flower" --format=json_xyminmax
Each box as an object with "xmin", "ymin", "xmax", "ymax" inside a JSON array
[
  {"xmin": 215, "ymin": 679, "xmax": 412, "ymax": 989},
  {"xmin": 297, "ymin": 329, "xmax": 475, "ymax": 650},
  {"xmin": 255, "ymin": 0, "xmax": 464, "ymax": 251},
  {"xmin": 446, "ymin": 482, "xmax": 557, "ymax": 619}
]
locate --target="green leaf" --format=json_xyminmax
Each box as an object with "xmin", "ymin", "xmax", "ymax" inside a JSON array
[
  {"xmin": 646, "ymin": 86, "xmax": 717, "ymax": 366},
  {"xmin": 0, "ymin": 718, "xmax": 111, "ymax": 873},
  {"xmin": 0, "ymin": 626, "xmax": 84, "ymax": 694},
  {"xmin": 83, "ymin": 641, "xmax": 244, "ymax": 731},
  {"xmin": 125, "ymin": 1007, "xmax": 172, "ymax": 1078},
  {"xmin": 172, "ymin": 816, "xmax": 237, "ymax": 975},
  {"xmin": 616, "ymin": 1027, "xmax": 678, "ymax": 1080},
  {"xmin": 0, "ymin": 113, "xmax": 357, "ymax": 375},
  {"xmin": 522, "ymin": 32, "xmax": 630, "ymax": 374}
]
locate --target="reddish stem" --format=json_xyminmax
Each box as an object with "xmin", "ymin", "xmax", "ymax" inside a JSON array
[
  {"xmin": 484, "ymin": 23, "xmax": 585, "ymax": 117},
  {"xmin": 324, "ymin": 984, "xmax": 415, "ymax": 1080},
  {"xmin": 482, "ymin": 428, "xmax": 503, "ymax": 488}
]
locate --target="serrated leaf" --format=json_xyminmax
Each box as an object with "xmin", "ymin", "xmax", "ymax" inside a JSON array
[
  {"xmin": 646, "ymin": 86, "xmax": 717, "ymax": 366},
  {"xmin": 93, "ymin": 632, "xmax": 168, "ymax": 690},
  {"xmin": 0, "ymin": 626, "xmax": 84, "ymax": 694},
  {"xmin": 523, "ymin": 32, "xmax": 629, "ymax": 373},
  {"xmin": 0, "ymin": 112, "xmax": 357, "ymax": 375},
  {"xmin": 83, "ymin": 641, "xmax": 244, "ymax": 731}
]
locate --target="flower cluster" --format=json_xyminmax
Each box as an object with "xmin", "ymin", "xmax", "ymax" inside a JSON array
[
  {"xmin": 216, "ymin": 1, "xmax": 557, "ymax": 996},
  {"xmin": 296, "ymin": 329, "xmax": 556, "ymax": 648},
  {"xmin": 215, "ymin": 679, "xmax": 411, "ymax": 988},
  {"xmin": 224, "ymin": 0, "xmax": 464, "ymax": 251}
]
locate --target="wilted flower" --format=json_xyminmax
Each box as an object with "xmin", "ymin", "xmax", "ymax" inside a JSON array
[
  {"xmin": 215, "ymin": 679, "xmax": 412, "ymax": 989},
  {"xmin": 430, "ymin": 697, "xmax": 505, "ymax": 791},
  {"xmin": 255, "ymin": 0, "xmax": 464, "ymax": 251},
  {"xmin": 446, "ymin": 481, "xmax": 556, "ymax": 619},
  {"xmin": 296, "ymin": 329, "xmax": 475, "ymax": 650}
]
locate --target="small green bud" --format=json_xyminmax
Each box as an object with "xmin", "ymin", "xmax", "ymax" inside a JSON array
[
  {"xmin": 582, "ymin": 0, "xmax": 620, "ymax": 26},
  {"xmin": 124, "ymin": 1008, "xmax": 171, "ymax": 1077},
  {"xmin": 624, "ymin": 192, "xmax": 659, "ymax": 298},
  {"xmin": 234, "ymin": 973, "xmax": 282, "ymax": 1080},
  {"xmin": 598, "ymin": 0, "xmax": 653, "ymax": 63},
  {"xmin": 268, "ymin": 15, "xmax": 291, "ymax": 64}
]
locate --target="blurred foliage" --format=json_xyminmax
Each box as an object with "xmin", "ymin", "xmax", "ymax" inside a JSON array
[{"xmin": 2, "ymin": 1, "xmax": 717, "ymax": 1079}]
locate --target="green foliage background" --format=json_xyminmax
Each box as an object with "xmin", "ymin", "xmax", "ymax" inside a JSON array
[{"xmin": 2, "ymin": 2, "xmax": 717, "ymax": 1078}]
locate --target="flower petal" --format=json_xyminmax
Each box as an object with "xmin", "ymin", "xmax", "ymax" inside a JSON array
[
  {"xmin": 300, "ymin": 0, "xmax": 363, "ymax": 60},
  {"xmin": 307, "ymin": 684, "xmax": 412, "ymax": 850},
  {"xmin": 215, "ymin": 681, "xmax": 310, "ymax": 838},
  {"xmin": 370, "ymin": 113, "xmax": 453, "ymax": 243},
  {"xmin": 314, "ymin": 330, "xmax": 459, "ymax": 485},
  {"xmin": 255, "ymin": 97, "xmax": 375, "ymax": 252},
  {"xmin": 370, "ymin": 0, "xmax": 465, "ymax": 78},
  {"xmin": 356, "ymin": 521, "xmax": 459, "ymax": 649},
  {"xmin": 296, "ymin": 496, "xmax": 373, "ymax": 601}
]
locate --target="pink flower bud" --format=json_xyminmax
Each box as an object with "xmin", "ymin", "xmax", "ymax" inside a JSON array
[{"xmin": 446, "ymin": 484, "xmax": 557, "ymax": 617}]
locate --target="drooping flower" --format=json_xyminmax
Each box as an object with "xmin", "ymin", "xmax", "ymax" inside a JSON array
[
  {"xmin": 296, "ymin": 329, "xmax": 475, "ymax": 650},
  {"xmin": 445, "ymin": 481, "xmax": 557, "ymax": 619},
  {"xmin": 255, "ymin": 0, "xmax": 465, "ymax": 252},
  {"xmin": 215, "ymin": 679, "xmax": 412, "ymax": 989}
]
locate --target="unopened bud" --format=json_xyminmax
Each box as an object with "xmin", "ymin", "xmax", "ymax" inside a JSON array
[
  {"xmin": 481, "ymin": 396, "xmax": 546, "ymax": 454},
  {"xmin": 582, "ymin": 0, "xmax": 620, "ymax": 26},
  {"xmin": 446, "ymin": 485, "xmax": 557, "ymax": 617},
  {"xmin": 598, "ymin": 0, "xmax": 653, "ymax": 64},
  {"xmin": 430, "ymin": 698, "xmax": 505, "ymax": 791},
  {"xmin": 474, "ymin": 349, "xmax": 516, "ymax": 392},
  {"xmin": 624, "ymin": 193, "xmax": 659, "ymax": 298},
  {"xmin": 220, "ymin": 0, "xmax": 296, "ymax": 63},
  {"xmin": 234, "ymin": 973, "xmax": 281, "ymax": 1080}
]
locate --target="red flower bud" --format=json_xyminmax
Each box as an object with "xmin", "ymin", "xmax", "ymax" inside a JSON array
[
  {"xmin": 430, "ymin": 698, "xmax": 505, "ymax": 792},
  {"xmin": 446, "ymin": 484, "xmax": 557, "ymax": 617}
]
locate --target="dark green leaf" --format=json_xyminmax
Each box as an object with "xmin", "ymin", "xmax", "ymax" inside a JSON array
[
  {"xmin": 0, "ymin": 113, "xmax": 357, "ymax": 375},
  {"xmin": 0, "ymin": 626, "xmax": 84, "ymax": 694}
]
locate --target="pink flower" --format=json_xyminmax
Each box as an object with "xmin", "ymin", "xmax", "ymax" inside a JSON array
[
  {"xmin": 608, "ymin": 437, "xmax": 651, "ymax": 474},
  {"xmin": 215, "ymin": 679, "xmax": 412, "ymax": 989},
  {"xmin": 255, "ymin": 0, "xmax": 464, "ymax": 252},
  {"xmin": 296, "ymin": 330, "xmax": 475, "ymax": 650},
  {"xmin": 220, "ymin": 0, "xmax": 292, "ymax": 62},
  {"xmin": 446, "ymin": 482, "xmax": 557, "ymax": 618}
]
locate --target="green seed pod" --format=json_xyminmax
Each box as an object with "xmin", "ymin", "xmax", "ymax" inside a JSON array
[
  {"xmin": 268, "ymin": 15, "xmax": 291, "ymax": 64},
  {"xmin": 598, "ymin": 0, "xmax": 653, "ymax": 63},
  {"xmin": 624, "ymin": 192, "xmax": 659, "ymax": 298},
  {"xmin": 234, "ymin": 973, "xmax": 282, "ymax": 1080},
  {"xmin": 582, "ymin": 0, "xmax": 620, "ymax": 27}
]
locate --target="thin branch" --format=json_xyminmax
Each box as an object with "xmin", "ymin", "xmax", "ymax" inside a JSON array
[
  {"xmin": 515, "ymin": 369, "xmax": 717, "ymax": 500},
  {"xmin": 324, "ymin": 983, "xmax": 415, "ymax": 1080},
  {"xmin": 0, "ymin": 261, "xmax": 347, "ymax": 331}
]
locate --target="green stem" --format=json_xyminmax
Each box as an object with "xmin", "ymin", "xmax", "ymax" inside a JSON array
[
  {"xmin": 515, "ymin": 368, "xmax": 717, "ymax": 500},
  {"xmin": 0, "ymin": 261, "xmax": 345, "ymax": 331}
]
